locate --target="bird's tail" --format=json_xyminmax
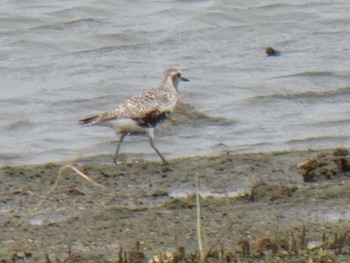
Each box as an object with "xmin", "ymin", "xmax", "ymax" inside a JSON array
[{"xmin": 79, "ymin": 114, "xmax": 99, "ymax": 125}]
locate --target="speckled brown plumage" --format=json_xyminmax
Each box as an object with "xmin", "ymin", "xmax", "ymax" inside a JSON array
[
  {"xmin": 79, "ymin": 87, "xmax": 171, "ymax": 126},
  {"xmin": 79, "ymin": 68, "xmax": 189, "ymax": 165}
]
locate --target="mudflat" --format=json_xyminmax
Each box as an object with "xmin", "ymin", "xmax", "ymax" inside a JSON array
[{"xmin": 1, "ymin": 148, "xmax": 350, "ymax": 262}]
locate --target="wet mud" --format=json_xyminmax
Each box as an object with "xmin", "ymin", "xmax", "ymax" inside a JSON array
[{"xmin": 1, "ymin": 148, "xmax": 350, "ymax": 262}]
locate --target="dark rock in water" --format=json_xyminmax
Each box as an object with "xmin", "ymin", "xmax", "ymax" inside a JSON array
[{"xmin": 265, "ymin": 47, "xmax": 281, "ymax": 56}]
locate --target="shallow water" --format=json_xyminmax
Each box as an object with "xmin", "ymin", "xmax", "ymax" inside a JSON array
[{"xmin": 1, "ymin": 0, "xmax": 350, "ymax": 164}]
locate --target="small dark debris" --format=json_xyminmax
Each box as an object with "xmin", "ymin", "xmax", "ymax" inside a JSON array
[{"xmin": 265, "ymin": 47, "xmax": 281, "ymax": 56}]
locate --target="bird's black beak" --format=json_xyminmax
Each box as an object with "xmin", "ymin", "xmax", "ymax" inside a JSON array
[{"xmin": 181, "ymin": 77, "xmax": 189, "ymax": 82}]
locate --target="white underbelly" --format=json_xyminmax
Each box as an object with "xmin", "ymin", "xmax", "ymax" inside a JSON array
[{"xmin": 101, "ymin": 118, "xmax": 146, "ymax": 133}]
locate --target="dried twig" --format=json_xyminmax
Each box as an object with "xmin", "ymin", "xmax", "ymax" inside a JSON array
[{"xmin": 16, "ymin": 150, "xmax": 110, "ymax": 226}]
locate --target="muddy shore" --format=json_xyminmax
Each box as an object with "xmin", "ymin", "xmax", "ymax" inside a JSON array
[{"xmin": 1, "ymin": 148, "xmax": 350, "ymax": 262}]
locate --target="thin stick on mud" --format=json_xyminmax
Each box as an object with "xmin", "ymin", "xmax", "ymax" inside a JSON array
[
  {"xmin": 195, "ymin": 174, "xmax": 204, "ymax": 261},
  {"xmin": 16, "ymin": 155, "xmax": 109, "ymax": 226},
  {"xmin": 66, "ymin": 165, "xmax": 107, "ymax": 190},
  {"xmin": 195, "ymin": 175, "xmax": 234, "ymax": 262}
]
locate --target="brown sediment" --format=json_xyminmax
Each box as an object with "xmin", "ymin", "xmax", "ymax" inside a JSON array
[
  {"xmin": 1, "ymin": 148, "xmax": 350, "ymax": 262},
  {"xmin": 297, "ymin": 146, "xmax": 350, "ymax": 182}
]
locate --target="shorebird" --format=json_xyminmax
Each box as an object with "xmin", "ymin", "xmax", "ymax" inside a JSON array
[{"xmin": 79, "ymin": 68, "xmax": 189, "ymax": 165}]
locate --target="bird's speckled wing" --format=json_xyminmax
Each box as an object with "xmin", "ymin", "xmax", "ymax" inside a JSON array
[{"xmin": 79, "ymin": 87, "xmax": 169, "ymax": 125}]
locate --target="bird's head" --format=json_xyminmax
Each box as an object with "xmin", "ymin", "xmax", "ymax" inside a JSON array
[{"xmin": 162, "ymin": 68, "xmax": 189, "ymax": 89}]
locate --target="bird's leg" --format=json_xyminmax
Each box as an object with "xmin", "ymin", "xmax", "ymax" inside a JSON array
[
  {"xmin": 147, "ymin": 129, "xmax": 168, "ymax": 164},
  {"xmin": 113, "ymin": 132, "xmax": 127, "ymax": 166},
  {"xmin": 149, "ymin": 137, "xmax": 168, "ymax": 164}
]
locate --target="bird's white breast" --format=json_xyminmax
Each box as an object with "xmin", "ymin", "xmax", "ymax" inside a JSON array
[
  {"xmin": 101, "ymin": 118, "xmax": 146, "ymax": 133},
  {"xmin": 158, "ymin": 90, "xmax": 178, "ymax": 112}
]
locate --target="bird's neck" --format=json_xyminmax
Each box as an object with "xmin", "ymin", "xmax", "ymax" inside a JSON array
[{"xmin": 163, "ymin": 79, "xmax": 178, "ymax": 93}]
